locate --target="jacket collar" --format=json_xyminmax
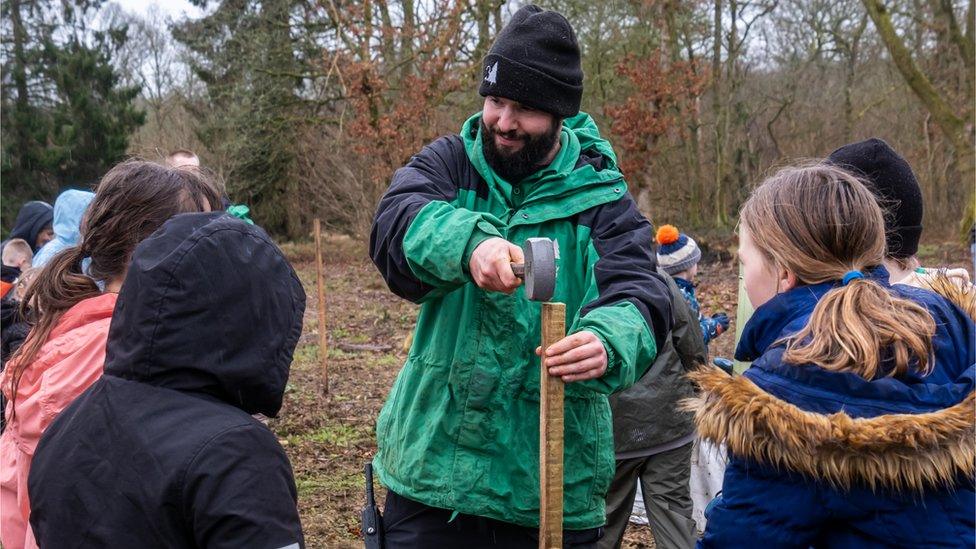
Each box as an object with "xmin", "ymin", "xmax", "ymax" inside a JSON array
[
  {"xmin": 735, "ymin": 266, "xmax": 890, "ymax": 362},
  {"xmin": 49, "ymin": 293, "xmax": 117, "ymax": 340},
  {"xmin": 673, "ymin": 277, "xmax": 694, "ymax": 293},
  {"xmin": 460, "ymin": 112, "xmax": 626, "ymax": 226}
]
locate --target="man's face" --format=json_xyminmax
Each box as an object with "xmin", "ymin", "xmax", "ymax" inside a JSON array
[{"xmin": 481, "ymin": 96, "xmax": 561, "ymax": 183}]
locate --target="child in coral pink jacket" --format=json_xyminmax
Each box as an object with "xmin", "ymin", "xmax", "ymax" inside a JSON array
[
  {"xmin": 0, "ymin": 161, "xmax": 221, "ymax": 549},
  {"xmin": 0, "ymin": 294, "xmax": 115, "ymax": 549}
]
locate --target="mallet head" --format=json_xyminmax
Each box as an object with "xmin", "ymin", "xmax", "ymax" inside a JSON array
[{"xmin": 512, "ymin": 237, "xmax": 558, "ymax": 302}]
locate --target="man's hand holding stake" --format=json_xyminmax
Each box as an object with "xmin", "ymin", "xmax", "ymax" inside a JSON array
[{"xmin": 536, "ymin": 332, "xmax": 608, "ymax": 382}]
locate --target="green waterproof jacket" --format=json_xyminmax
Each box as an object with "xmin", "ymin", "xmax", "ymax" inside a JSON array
[{"xmin": 368, "ymin": 112, "xmax": 672, "ymax": 529}]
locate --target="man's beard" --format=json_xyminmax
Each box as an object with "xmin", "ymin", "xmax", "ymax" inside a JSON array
[{"xmin": 481, "ymin": 118, "xmax": 561, "ymax": 184}]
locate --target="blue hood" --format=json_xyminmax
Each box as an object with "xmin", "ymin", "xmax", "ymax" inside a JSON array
[
  {"xmin": 32, "ymin": 190, "xmax": 95, "ymax": 268},
  {"xmin": 735, "ymin": 266, "xmax": 975, "ymax": 417},
  {"xmin": 51, "ymin": 190, "xmax": 94, "ymax": 244}
]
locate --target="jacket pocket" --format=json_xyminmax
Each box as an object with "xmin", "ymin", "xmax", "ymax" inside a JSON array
[
  {"xmin": 562, "ymin": 398, "xmax": 614, "ymax": 515},
  {"xmin": 589, "ymin": 399, "xmax": 615, "ymax": 508},
  {"xmin": 376, "ymin": 370, "xmax": 407, "ymax": 474}
]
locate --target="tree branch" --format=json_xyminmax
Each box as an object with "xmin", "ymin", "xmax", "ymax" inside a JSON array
[{"xmin": 861, "ymin": 0, "xmax": 966, "ymax": 144}]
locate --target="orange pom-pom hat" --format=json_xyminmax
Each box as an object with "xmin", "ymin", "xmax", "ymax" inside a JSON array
[
  {"xmin": 655, "ymin": 224, "xmax": 702, "ymax": 275},
  {"xmin": 656, "ymin": 225, "xmax": 681, "ymax": 246}
]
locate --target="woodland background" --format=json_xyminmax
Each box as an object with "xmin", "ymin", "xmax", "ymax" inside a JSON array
[{"xmin": 2, "ymin": 0, "xmax": 973, "ymax": 241}]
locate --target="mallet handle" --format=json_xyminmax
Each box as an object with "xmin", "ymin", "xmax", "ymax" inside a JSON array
[
  {"xmin": 511, "ymin": 263, "xmax": 525, "ymax": 278},
  {"xmin": 539, "ymin": 302, "xmax": 565, "ymax": 549}
]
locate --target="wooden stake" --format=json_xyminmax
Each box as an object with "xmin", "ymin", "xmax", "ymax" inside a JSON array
[
  {"xmin": 539, "ymin": 302, "xmax": 565, "ymax": 549},
  {"xmin": 314, "ymin": 219, "xmax": 329, "ymax": 394}
]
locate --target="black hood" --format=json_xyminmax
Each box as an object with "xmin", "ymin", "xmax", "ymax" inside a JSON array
[
  {"xmin": 7, "ymin": 200, "xmax": 53, "ymax": 252},
  {"xmin": 104, "ymin": 212, "xmax": 306, "ymax": 417}
]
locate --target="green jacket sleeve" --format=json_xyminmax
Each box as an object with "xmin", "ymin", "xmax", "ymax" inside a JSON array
[
  {"xmin": 568, "ymin": 195, "xmax": 673, "ymax": 394},
  {"xmin": 370, "ymin": 136, "xmax": 504, "ymax": 303}
]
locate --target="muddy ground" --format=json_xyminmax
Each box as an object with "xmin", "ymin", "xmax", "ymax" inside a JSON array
[{"xmin": 274, "ymin": 236, "xmax": 972, "ymax": 548}]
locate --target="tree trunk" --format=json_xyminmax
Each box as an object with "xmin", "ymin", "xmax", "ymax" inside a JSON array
[
  {"xmin": 861, "ymin": 0, "xmax": 974, "ymax": 187},
  {"xmin": 665, "ymin": 1, "xmax": 703, "ymax": 224},
  {"xmin": 472, "ymin": 0, "xmax": 496, "ymax": 85},
  {"xmin": 400, "ymin": 0, "xmax": 415, "ymax": 82},
  {"xmin": 9, "ymin": 0, "xmax": 32, "ymax": 173},
  {"xmin": 376, "ymin": 0, "xmax": 397, "ymax": 86},
  {"xmin": 843, "ymin": 14, "xmax": 869, "ymax": 142},
  {"xmin": 932, "ymin": 0, "xmax": 974, "ymax": 116},
  {"xmin": 712, "ymin": 0, "xmax": 726, "ymax": 226},
  {"xmin": 360, "ymin": 0, "xmax": 380, "ymax": 126}
]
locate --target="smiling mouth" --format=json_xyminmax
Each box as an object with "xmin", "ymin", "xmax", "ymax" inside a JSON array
[{"xmin": 496, "ymin": 134, "xmax": 524, "ymax": 148}]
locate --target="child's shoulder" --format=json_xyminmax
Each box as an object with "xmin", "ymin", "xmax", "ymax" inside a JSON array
[
  {"xmin": 671, "ymin": 276, "xmax": 694, "ymax": 294},
  {"xmin": 890, "ymin": 278, "xmax": 972, "ymax": 325},
  {"xmin": 675, "ymin": 281, "xmax": 697, "ymax": 305}
]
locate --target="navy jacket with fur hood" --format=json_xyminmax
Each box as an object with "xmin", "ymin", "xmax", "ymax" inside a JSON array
[
  {"xmin": 689, "ymin": 267, "xmax": 975, "ymax": 548},
  {"xmin": 28, "ymin": 213, "xmax": 307, "ymax": 548}
]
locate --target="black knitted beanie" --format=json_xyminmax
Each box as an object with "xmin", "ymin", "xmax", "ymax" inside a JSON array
[
  {"xmin": 827, "ymin": 138, "xmax": 923, "ymax": 258},
  {"xmin": 478, "ymin": 5, "xmax": 583, "ymax": 119}
]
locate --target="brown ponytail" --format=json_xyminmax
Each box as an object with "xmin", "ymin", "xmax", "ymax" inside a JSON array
[
  {"xmin": 6, "ymin": 160, "xmax": 222, "ymax": 415},
  {"xmin": 740, "ymin": 163, "xmax": 935, "ymax": 379}
]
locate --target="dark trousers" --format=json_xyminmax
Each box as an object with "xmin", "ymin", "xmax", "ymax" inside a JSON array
[
  {"xmin": 383, "ymin": 490, "xmax": 603, "ymax": 549},
  {"xmin": 598, "ymin": 442, "xmax": 696, "ymax": 549}
]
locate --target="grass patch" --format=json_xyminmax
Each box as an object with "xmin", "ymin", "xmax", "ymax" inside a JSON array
[
  {"xmin": 287, "ymin": 423, "xmax": 371, "ymax": 448},
  {"xmin": 368, "ymin": 354, "xmax": 401, "ymax": 368},
  {"xmin": 292, "ymin": 345, "xmax": 319, "ymax": 366},
  {"xmin": 346, "ymin": 332, "xmax": 371, "ymax": 344},
  {"xmin": 296, "ymin": 471, "xmax": 363, "ymax": 497},
  {"xmin": 328, "ymin": 347, "xmax": 355, "ymax": 360}
]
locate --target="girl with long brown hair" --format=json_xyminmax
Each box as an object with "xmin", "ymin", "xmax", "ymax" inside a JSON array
[
  {"xmin": 687, "ymin": 163, "xmax": 975, "ymax": 547},
  {"xmin": 0, "ymin": 160, "xmax": 221, "ymax": 549}
]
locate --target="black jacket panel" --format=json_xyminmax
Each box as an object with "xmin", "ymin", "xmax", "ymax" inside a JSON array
[
  {"xmin": 30, "ymin": 377, "xmax": 304, "ymax": 548},
  {"xmin": 369, "ymin": 135, "xmax": 485, "ymax": 302},
  {"xmin": 577, "ymin": 196, "xmax": 673, "ymax": 352}
]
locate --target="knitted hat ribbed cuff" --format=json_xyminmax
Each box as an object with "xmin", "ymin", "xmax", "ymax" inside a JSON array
[
  {"xmin": 659, "ymin": 247, "xmax": 701, "ymax": 276},
  {"xmin": 478, "ymin": 53, "xmax": 583, "ymax": 119}
]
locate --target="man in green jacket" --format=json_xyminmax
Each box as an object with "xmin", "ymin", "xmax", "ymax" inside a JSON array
[{"xmin": 369, "ymin": 5, "xmax": 672, "ymax": 547}]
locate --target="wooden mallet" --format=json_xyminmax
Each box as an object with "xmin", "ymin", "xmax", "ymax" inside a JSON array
[{"xmin": 512, "ymin": 237, "xmax": 564, "ymax": 549}]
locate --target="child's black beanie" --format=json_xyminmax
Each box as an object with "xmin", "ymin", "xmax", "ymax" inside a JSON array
[
  {"xmin": 828, "ymin": 138, "xmax": 923, "ymax": 259},
  {"xmin": 478, "ymin": 5, "xmax": 583, "ymax": 119}
]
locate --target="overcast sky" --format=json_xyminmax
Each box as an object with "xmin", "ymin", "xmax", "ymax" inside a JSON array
[{"xmin": 111, "ymin": 0, "xmax": 203, "ymax": 20}]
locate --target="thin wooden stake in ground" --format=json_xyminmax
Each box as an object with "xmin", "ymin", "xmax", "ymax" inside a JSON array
[
  {"xmin": 539, "ymin": 302, "xmax": 565, "ymax": 549},
  {"xmin": 314, "ymin": 219, "xmax": 329, "ymax": 394}
]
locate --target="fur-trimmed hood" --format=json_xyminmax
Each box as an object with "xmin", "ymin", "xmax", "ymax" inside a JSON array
[
  {"xmin": 686, "ymin": 274, "xmax": 975, "ymax": 492},
  {"xmin": 686, "ymin": 367, "xmax": 974, "ymax": 492}
]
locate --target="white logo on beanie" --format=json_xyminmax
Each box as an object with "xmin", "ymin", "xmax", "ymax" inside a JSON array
[{"xmin": 484, "ymin": 62, "xmax": 498, "ymax": 85}]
